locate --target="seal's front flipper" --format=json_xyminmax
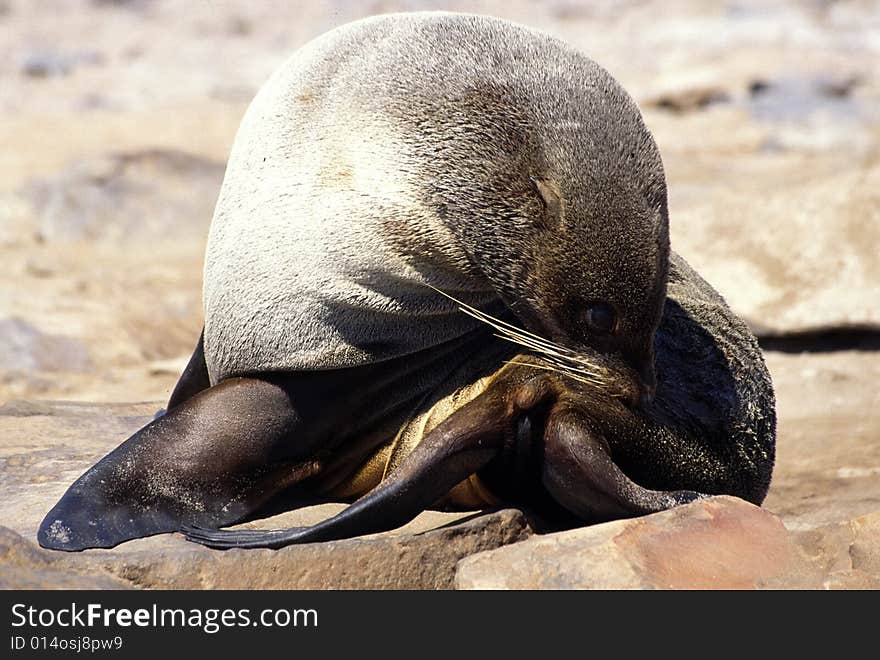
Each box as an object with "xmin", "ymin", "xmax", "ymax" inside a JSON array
[
  {"xmin": 38, "ymin": 377, "xmax": 315, "ymax": 551},
  {"xmin": 541, "ymin": 407, "xmax": 704, "ymax": 523},
  {"xmin": 184, "ymin": 386, "xmax": 518, "ymax": 550}
]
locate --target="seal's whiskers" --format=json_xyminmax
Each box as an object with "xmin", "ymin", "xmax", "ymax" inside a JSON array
[
  {"xmin": 428, "ymin": 285, "xmax": 609, "ymax": 388},
  {"xmin": 503, "ymin": 360, "xmax": 606, "ymax": 387}
]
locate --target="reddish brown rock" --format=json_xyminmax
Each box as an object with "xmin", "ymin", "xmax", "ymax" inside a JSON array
[
  {"xmin": 5, "ymin": 399, "xmax": 880, "ymax": 590},
  {"xmin": 455, "ymin": 497, "xmax": 825, "ymax": 590},
  {"xmin": 90, "ymin": 509, "xmax": 530, "ymax": 590}
]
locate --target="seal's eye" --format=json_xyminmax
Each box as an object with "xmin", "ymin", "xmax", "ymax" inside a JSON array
[{"xmin": 580, "ymin": 302, "xmax": 617, "ymax": 335}]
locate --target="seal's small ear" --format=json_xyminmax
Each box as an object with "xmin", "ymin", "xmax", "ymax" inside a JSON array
[{"xmin": 529, "ymin": 177, "xmax": 563, "ymax": 226}]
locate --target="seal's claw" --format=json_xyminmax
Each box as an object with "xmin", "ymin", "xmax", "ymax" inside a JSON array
[{"xmin": 182, "ymin": 524, "xmax": 306, "ymax": 550}]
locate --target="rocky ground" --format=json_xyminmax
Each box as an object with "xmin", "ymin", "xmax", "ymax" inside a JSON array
[{"xmin": 1, "ymin": 0, "xmax": 878, "ymax": 589}]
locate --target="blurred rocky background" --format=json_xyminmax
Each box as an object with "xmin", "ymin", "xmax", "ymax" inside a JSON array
[{"xmin": 1, "ymin": 0, "xmax": 878, "ymax": 588}]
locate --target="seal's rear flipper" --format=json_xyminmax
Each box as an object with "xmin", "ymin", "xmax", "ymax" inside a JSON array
[
  {"xmin": 38, "ymin": 377, "xmax": 316, "ymax": 551},
  {"xmin": 183, "ymin": 386, "xmax": 518, "ymax": 550},
  {"xmin": 541, "ymin": 407, "xmax": 705, "ymax": 522}
]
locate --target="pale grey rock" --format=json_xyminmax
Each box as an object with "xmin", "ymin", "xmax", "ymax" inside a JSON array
[
  {"xmin": 0, "ymin": 510, "xmax": 530, "ymax": 590},
  {"xmin": 747, "ymin": 74, "xmax": 864, "ymax": 123},
  {"xmin": 0, "ymin": 527, "xmax": 131, "ymax": 589},
  {"xmin": 792, "ymin": 510, "xmax": 880, "ymax": 589},
  {"xmin": 63, "ymin": 508, "xmax": 529, "ymax": 590},
  {"xmin": 672, "ymin": 161, "xmax": 880, "ymax": 335},
  {"xmin": 0, "ymin": 318, "xmax": 93, "ymax": 373},
  {"xmin": 20, "ymin": 150, "xmax": 224, "ymax": 243},
  {"xmin": 0, "ymin": 401, "xmax": 158, "ymax": 545},
  {"xmin": 762, "ymin": 351, "xmax": 880, "ymax": 529}
]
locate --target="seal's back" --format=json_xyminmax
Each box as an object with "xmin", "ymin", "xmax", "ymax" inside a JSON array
[{"xmin": 203, "ymin": 12, "xmax": 666, "ymax": 384}]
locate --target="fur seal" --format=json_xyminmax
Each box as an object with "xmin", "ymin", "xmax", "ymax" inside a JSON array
[{"xmin": 38, "ymin": 13, "xmax": 774, "ymax": 552}]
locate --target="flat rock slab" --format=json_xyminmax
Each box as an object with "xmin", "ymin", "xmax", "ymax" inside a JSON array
[
  {"xmin": 455, "ymin": 497, "xmax": 839, "ymax": 590},
  {"xmin": 0, "ymin": 400, "xmax": 161, "ymax": 540},
  {"xmin": 0, "ymin": 508, "xmax": 530, "ymax": 590},
  {"xmin": 0, "ymin": 527, "xmax": 131, "ymax": 590},
  {"xmin": 670, "ymin": 160, "xmax": 880, "ymax": 335},
  {"xmin": 762, "ymin": 351, "xmax": 880, "ymax": 529},
  {"xmin": 20, "ymin": 149, "xmax": 224, "ymax": 244},
  {"xmin": 792, "ymin": 510, "xmax": 880, "ymax": 589},
  {"xmin": 0, "ymin": 399, "xmax": 531, "ymax": 589}
]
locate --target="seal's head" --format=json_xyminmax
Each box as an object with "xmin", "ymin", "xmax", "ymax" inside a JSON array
[
  {"xmin": 372, "ymin": 14, "xmax": 671, "ymax": 407},
  {"xmin": 429, "ymin": 82, "xmax": 669, "ymax": 408},
  {"xmin": 513, "ymin": 157, "xmax": 670, "ymax": 409}
]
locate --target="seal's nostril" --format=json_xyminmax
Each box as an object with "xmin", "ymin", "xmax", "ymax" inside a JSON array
[
  {"xmin": 638, "ymin": 386, "xmax": 655, "ymax": 410},
  {"xmin": 635, "ymin": 360, "xmax": 657, "ymax": 410}
]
